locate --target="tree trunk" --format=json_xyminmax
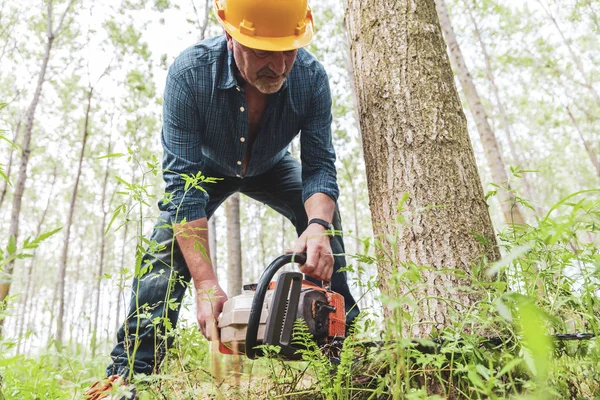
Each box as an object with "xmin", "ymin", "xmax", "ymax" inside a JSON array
[
  {"xmin": 192, "ymin": 0, "xmax": 211, "ymax": 41},
  {"xmin": 435, "ymin": 0, "xmax": 525, "ymax": 226},
  {"xmin": 345, "ymin": 0, "xmax": 500, "ymax": 339},
  {"xmin": 55, "ymin": 87, "xmax": 93, "ymax": 348},
  {"xmin": 462, "ymin": 0, "xmax": 540, "ymax": 212},
  {"xmin": 115, "ymin": 222, "xmax": 129, "ymax": 335},
  {"xmin": 68, "ymin": 252, "xmax": 83, "ymax": 353},
  {"xmin": 15, "ymin": 164, "xmax": 58, "ymax": 353},
  {"xmin": 208, "ymin": 215, "xmax": 218, "ymax": 279},
  {"xmin": 91, "ymin": 140, "xmax": 112, "ymax": 357},
  {"xmin": 0, "ymin": 120, "xmax": 21, "ymax": 210},
  {"xmin": 226, "ymin": 193, "xmax": 242, "ymax": 297},
  {"xmin": 565, "ymin": 106, "xmax": 600, "ymax": 177},
  {"xmin": 280, "ymin": 215, "xmax": 286, "ymax": 255}
]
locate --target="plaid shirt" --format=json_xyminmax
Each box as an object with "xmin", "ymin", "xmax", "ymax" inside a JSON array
[{"xmin": 159, "ymin": 35, "xmax": 338, "ymax": 223}]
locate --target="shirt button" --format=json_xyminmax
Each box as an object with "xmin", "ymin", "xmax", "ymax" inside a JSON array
[
  {"xmin": 236, "ymin": 174, "xmax": 241, "ymax": 178},
  {"xmin": 240, "ymin": 137, "xmax": 246, "ymax": 142},
  {"xmin": 237, "ymin": 161, "xmax": 242, "ymax": 165},
  {"xmin": 236, "ymin": 86, "xmax": 241, "ymax": 92},
  {"xmin": 240, "ymin": 106, "xmax": 245, "ymax": 112}
]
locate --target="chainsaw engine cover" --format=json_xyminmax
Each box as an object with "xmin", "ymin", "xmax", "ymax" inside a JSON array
[{"xmin": 218, "ymin": 289, "xmax": 274, "ymax": 354}]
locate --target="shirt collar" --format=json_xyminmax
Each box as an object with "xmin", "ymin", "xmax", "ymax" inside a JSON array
[
  {"xmin": 217, "ymin": 48, "xmax": 238, "ymax": 90},
  {"xmin": 218, "ymin": 47, "xmax": 290, "ymax": 92}
]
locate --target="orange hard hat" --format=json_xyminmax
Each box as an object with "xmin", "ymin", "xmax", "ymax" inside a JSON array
[{"xmin": 214, "ymin": 0, "xmax": 314, "ymax": 51}]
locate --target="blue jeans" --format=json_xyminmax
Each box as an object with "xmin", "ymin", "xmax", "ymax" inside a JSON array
[{"xmin": 107, "ymin": 153, "xmax": 359, "ymax": 377}]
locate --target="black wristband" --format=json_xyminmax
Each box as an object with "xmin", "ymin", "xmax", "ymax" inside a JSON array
[{"xmin": 308, "ymin": 218, "xmax": 335, "ymax": 237}]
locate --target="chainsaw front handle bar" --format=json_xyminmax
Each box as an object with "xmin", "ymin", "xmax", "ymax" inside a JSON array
[{"xmin": 245, "ymin": 253, "xmax": 307, "ymax": 359}]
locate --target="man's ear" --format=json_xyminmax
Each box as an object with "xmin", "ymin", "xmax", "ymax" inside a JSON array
[{"xmin": 225, "ymin": 32, "xmax": 233, "ymax": 50}]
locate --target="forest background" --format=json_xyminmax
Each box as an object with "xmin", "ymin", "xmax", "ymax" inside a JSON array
[{"xmin": 0, "ymin": 0, "xmax": 598, "ymax": 398}]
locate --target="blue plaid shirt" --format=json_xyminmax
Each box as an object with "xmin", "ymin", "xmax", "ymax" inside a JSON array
[{"xmin": 159, "ymin": 35, "xmax": 339, "ymax": 223}]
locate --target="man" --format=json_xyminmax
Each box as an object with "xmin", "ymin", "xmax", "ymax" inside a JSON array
[{"xmin": 86, "ymin": 0, "xmax": 358, "ymax": 397}]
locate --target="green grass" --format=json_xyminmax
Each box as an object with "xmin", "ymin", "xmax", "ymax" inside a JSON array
[{"xmin": 1, "ymin": 192, "xmax": 598, "ymax": 399}]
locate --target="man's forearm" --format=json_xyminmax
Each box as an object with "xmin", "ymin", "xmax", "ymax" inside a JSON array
[
  {"xmin": 305, "ymin": 193, "xmax": 335, "ymax": 223},
  {"xmin": 174, "ymin": 217, "xmax": 216, "ymax": 288}
]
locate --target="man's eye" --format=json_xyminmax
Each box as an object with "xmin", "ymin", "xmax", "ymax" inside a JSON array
[{"xmin": 254, "ymin": 50, "xmax": 270, "ymax": 57}]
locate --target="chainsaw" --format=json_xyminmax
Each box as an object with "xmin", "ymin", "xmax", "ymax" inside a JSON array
[{"xmin": 215, "ymin": 253, "xmax": 346, "ymax": 360}]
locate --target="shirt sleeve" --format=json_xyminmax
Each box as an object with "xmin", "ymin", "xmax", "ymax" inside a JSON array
[
  {"xmin": 300, "ymin": 66, "xmax": 339, "ymax": 203},
  {"xmin": 160, "ymin": 66, "xmax": 209, "ymax": 223}
]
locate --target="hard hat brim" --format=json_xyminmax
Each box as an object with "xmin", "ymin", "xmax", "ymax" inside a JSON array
[{"xmin": 220, "ymin": 21, "xmax": 314, "ymax": 52}]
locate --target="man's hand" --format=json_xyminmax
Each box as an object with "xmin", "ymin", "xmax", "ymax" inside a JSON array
[
  {"xmin": 196, "ymin": 279, "xmax": 228, "ymax": 340},
  {"xmin": 289, "ymin": 223, "xmax": 334, "ymax": 281}
]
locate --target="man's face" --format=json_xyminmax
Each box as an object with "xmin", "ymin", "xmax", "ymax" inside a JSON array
[{"xmin": 226, "ymin": 34, "xmax": 298, "ymax": 94}]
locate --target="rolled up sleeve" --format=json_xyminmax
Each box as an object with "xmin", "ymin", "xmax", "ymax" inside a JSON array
[
  {"xmin": 300, "ymin": 68, "xmax": 339, "ymax": 203},
  {"xmin": 160, "ymin": 68, "xmax": 209, "ymax": 223}
]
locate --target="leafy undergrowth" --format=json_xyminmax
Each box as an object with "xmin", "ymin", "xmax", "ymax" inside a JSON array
[{"xmin": 0, "ymin": 192, "xmax": 599, "ymax": 399}]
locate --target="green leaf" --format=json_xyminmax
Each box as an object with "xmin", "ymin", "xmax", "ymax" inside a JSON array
[
  {"xmin": 497, "ymin": 357, "xmax": 522, "ymax": 378},
  {"xmin": 33, "ymin": 227, "xmax": 63, "ymax": 244},
  {"xmin": 0, "ymin": 167, "xmax": 11, "ymax": 186},
  {"xmin": 6, "ymin": 235, "xmax": 16, "ymax": 256},
  {"xmin": 486, "ymin": 242, "xmax": 534, "ymax": 276},
  {"xmin": 96, "ymin": 153, "xmax": 125, "ymax": 160},
  {"xmin": 105, "ymin": 204, "xmax": 125, "ymax": 234}
]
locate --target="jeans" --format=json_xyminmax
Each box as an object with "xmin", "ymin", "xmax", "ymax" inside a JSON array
[{"xmin": 107, "ymin": 153, "xmax": 359, "ymax": 377}]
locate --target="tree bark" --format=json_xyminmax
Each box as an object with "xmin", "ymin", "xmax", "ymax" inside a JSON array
[
  {"xmin": 565, "ymin": 105, "xmax": 600, "ymax": 177},
  {"xmin": 55, "ymin": 87, "xmax": 92, "ymax": 348},
  {"xmin": 115, "ymin": 222, "xmax": 129, "ymax": 335},
  {"xmin": 208, "ymin": 215, "xmax": 218, "ymax": 279},
  {"xmin": 280, "ymin": 215, "xmax": 286, "ymax": 255},
  {"xmin": 345, "ymin": 0, "xmax": 500, "ymax": 339},
  {"xmin": 226, "ymin": 193, "xmax": 242, "ymax": 297},
  {"xmin": 0, "ymin": 120, "xmax": 21, "ymax": 210},
  {"xmin": 435, "ymin": 0, "xmax": 525, "ymax": 226},
  {"xmin": 91, "ymin": 139, "xmax": 112, "ymax": 357}
]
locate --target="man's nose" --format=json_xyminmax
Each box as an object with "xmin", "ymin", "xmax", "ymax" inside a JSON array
[{"xmin": 267, "ymin": 52, "xmax": 286, "ymax": 75}]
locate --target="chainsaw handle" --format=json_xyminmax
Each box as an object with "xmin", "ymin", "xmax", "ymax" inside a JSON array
[{"xmin": 245, "ymin": 253, "xmax": 307, "ymax": 359}]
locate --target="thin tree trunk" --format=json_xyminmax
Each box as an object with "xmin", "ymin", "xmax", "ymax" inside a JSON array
[
  {"xmin": 91, "ymin": 140, "xmax": 112, "ymax": 357},
  {"xmin": 537, "ymin": 0, "xmax": 600, "ymax": 107},
  {"xmin": 281, "ymin": 215, "xmax": 286, "ymax": 255},
  {"xmin": 68, "ymin": 252, "xmax": 83, "ymax": 353},
  {"xmin": 15, "ymin": 164, "xmax": 58, "ymax": 353},
  {"xmin": 258, "ymin": 209, "xmax": 265, "ymax": 280},
  {"xmin": 208, "ymin": 215, "xmax": 218, "ymax": 279},
  {"xmin": 191, "ymin": 0, "xmax": 211, "ymax": 41},
  {"xmin": 436, "ymin": 0, "xmax": 525, "ymax": 226},
  {"xmin": 115, "ymin": 222, "xmax": 129, "ymax": 335},
  {"xmin": 463, "ymin": 0, "xmax": 539, "ymax": 212},
  {"xmin": 0, "ymin": 119, "xmax": 21, "ymax": 210},
  {"xmin": 226, "ymin": 193, "xmax": 242, "ymax": 297},
  {"xmin": 55, "ymin": 87, "xmax": 93, "ymax": 348},
  {"xmin": 565, "ymin": 106, "xmax": 600, "ymax": 177},
  {"xmin": 0, "ymin": 0, "xmax": 76, "ymax": 336},
  {"xmin": 346, "ymin": 0, "xmax": 500, "ymax": 341},
  {"xmin": 342, "ymin": 160, "xmax": 364, "ymax": 299}
]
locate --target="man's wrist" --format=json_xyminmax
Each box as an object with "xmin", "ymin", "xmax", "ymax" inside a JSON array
[
  {"xmin": 194, "ymin": 277, "xmax": 219, "ymax": 291},
  {"xmin": 308, "ymin": 218, "xmax": 335, "ymax": 237}
]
